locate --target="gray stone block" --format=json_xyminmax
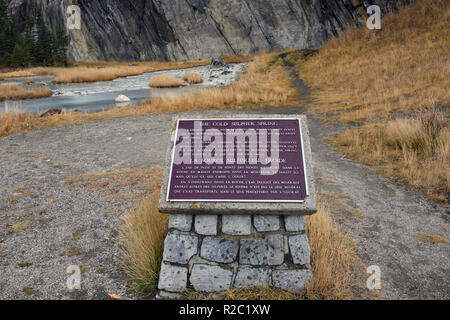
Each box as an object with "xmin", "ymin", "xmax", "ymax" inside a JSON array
[
  {"xmin": 200, "ymin": 237, "xmax": 238, "ymax": 263},
  {"xmin": 285, "ymin": 216, "xmax": 306, "ymax": 232},
  {"xmin": 239, "ymin": 235, "xmax": 284, "ymax": 266},
  {"xmin": 156, "ymin": 290, "xmax": 184, "ymax": 300},
  {"xmin": 254, "ymin": 215, "xmax": 280, "ymax": 232},
  {"xmin": 288, "ymin": 234, "xmax": 310, "ymax": 265},
  {"xmin": 190, "ymin": 264, "xmax": 233, "ymax": 292},
  {"xmin": 222, "ymin": 215, "xmax": 251, "ymax": 235},
  {"xmin": 162, "ymin": 232, "xmax": 198, "ymax": 264},
  {"xmin": 169, "ymin": 214, "xmax": 193, "ymax": 232},
  {"xmin": 195, "ymin": 215, "xmax": 218, "ymax": 235},
  {"xmin": 234, "ymin": 267, "xmax": 271, "ymax": 288},
  {"xmin": 158, "ymin": 263, "xmax": 188, "ymax": 293},
  {"xmin": 272, "ymin": 270, "xmax": 313, "ymax": 295}
]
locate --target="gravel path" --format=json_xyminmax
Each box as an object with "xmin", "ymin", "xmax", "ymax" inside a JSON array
[
  {"xmin": 0, "ymin": 91, "xmax": 448, "ymax": 299},
  {"xmin": 309, "ymin": 115, "xmax": 449, "ymax": 299},
  {"xmin": 0, "ymin": 115, "xmax": 174, "ymax": 299},
  {"xmin": 288, "ymin": 66, "xmax": 450, "ymax": 300}
]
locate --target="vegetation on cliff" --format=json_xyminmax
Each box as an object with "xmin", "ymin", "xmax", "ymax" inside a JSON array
[{"xmin": 0, "ymin": 0, "xmax": 68, "ymax": 68}]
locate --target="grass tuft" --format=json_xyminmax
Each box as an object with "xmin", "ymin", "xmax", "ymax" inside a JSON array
[
  {"xmin": 183, "ymin": 72, "xmax": 203, "ymax": 84},
  {"xmin": 414, "ymin": 233, "xmax": 450, "ymax": 245},
  {"xmin": 0, "ymin": 60, "xmax": 212, "ymax": 83},
  {"xmin": 330, "ymin": 110, "xmax": 449, "ymax": 201},
  {"xmin": 18, "ymin": 262, "xmax": 33, "ymax": 268},
  {"xmin": 0, "ymin": 70, "xmax": 35, "ymax": 80},
  {"xmin": 150, "ymin": 74, "xmax": 185, "ymax": 88},
  {"xmin": 120, "ymin": 189, "xmax": 169, "ymax": 298},
  {"xmin": 22, "ymin": 287, "xmax": 35, "ymax": 296},
  {"xmin": 0, "ymin": 85, "xmax": 52, "ymax": 101},
  {"xmin": 65, "ymin": 247, "xmax": 82, "ymax": 257},
  {"xmin": 305, "ymin": 203, "xmax": 361, "ymax": 300}
]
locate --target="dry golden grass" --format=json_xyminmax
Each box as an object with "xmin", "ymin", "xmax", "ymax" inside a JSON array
[
  {"xmin": 139, "ymin": 53, "xmax": 297, "ymax": 111},
  {"xmin": 189, "ymin": 202, "xmax": 360, "ymax": 300},
  {"xmin": 12, "ymin": 209, "xmax": 24, "ymax": 217},
  {"xmin": 0, "ymin": 52, "xmax": 297, "ymax": 137},
  {"xmin": 64, "ymin": 247, "xmax": 82, "ymax": 257},
  {"xmin": 150, "ymin": 74, "xmax": 185, "ymax": 88},
  {"xmin": 65, "ymin": 167, "xmax": 163, "ymax": 192},
  {"xmin": 222, "ymin": 55, "xmax": 254, "ymax": 64},
  {"xmin": 0, "ymin": 60, "xmax": 211, "ymax": 83},
  {"xmin": 305, "ymin": 203, "xmax": 361, "ymax": 299},
  {"xmin": 0, "ymin": 85, "xmax": 52, "ymax": 101},
  {"xmin": 183, "ymin": 72, "xmax": 203, "ymax": 84},
  {"xmin": 300, "ymin": 0, "xmax": 449, "ymax": 123},
  {"xmin": 12, "ymin": 185, "xmax": 28, "ymax": 193},
  {"xmin": 11, "ymin": 219, "xmax": 36, "ymax": 231},
  {"xmin": 329, "ymin": 111, "xmax": 449, "ymax": 201},
  {"xmin": 297, "ymin": 0, "xmax": 449, "ymax": 203},
  {"xmin": 334, "ymin": 201, "xmax": 363, "ymax": 218},
  {"xmin": 65, "ymin": 167, "xmax": 164, "ymax": 203},
  {"xmin": 0, "ymin": 70, "xmax": 35, "ymax": 80},
  {"xmin": 317, "ymin": 191, "xmax": 363, "ymax": 219},
  {"xmin": 120, "ymin": 190, "xmax": 169, "ymax": 298},
  {"xmin": 9, "ymin": 185, "xmax": 36, "ymax": 201},
  {"xmin": 114, "ymin": 167, "xmax": 167, "ymax": 297},
  {"xmin": 414, "ymin": 233, "xmax": 450, "ymax": 245}
]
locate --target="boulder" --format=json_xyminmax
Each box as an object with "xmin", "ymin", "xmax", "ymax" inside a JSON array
[
  {"xmin": 115, "ymin": 94, "xmax": 131, "ymax": 102},
  {"xmin": 211, "ymin": 58, "xmax": 228, "ymax": 68},
  {"xmin": 40, "ymin": 108, "xmax": 62, "ymax": 117}
]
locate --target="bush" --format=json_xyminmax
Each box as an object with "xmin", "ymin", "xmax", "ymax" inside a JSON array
[
  {"xmin": 150, "ymin": 74, "xmax": 185, "ymax": 88},
  {"xmin": 120, "ymin": 190, "xmax": 169, "ymax": 298},
  {"xmin": 183, "ymin": 72, "xmax": 203, "ymax": 84}
]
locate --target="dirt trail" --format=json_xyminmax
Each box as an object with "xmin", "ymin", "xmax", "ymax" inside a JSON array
[
  {"xmin": 287, "ymin": 63, "xmax": 450, "ymax": 299},
  {"xmin": 0, "ymin": 75, "xmax": 448, "ymax": 300}
]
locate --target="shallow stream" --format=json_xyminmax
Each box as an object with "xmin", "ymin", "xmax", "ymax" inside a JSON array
[{"xmin": 0, "ymin": 63, "xmax": 247, "ymax": 115}]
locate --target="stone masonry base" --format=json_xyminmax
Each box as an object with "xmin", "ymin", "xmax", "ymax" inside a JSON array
[{"xmin": 157, "ymin": 214, "xmax": 313, "ymax": 299}]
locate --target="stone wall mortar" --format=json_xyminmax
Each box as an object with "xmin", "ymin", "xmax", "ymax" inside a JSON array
[{"xmin": 158, "ymin": 214, "xmax": 312, "ymax": 298}]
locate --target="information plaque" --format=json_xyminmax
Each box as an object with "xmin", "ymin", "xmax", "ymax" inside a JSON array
[{"xmin": 166, "ymin": 118, "xmax": 308, "ymax": 203}]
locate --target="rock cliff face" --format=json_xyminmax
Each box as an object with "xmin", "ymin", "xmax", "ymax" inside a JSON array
[{"xmin": 6, "ymin": 0, "xmax": 407, "ymax": 61}]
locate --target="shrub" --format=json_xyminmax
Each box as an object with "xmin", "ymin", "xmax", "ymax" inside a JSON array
[
  {"xmin": 183, "ymin": 72, "xmax": 203, "ymax": 84},
  {"xmin": 150, "ymin": 74, "xmax": 185, "ymax": 88},
  {"xmin": 120, "ymin": 191, "xmax": 169, "ymax": 298}
]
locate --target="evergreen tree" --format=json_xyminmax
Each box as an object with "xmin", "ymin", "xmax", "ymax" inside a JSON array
[
  {"xmin": 10, "ymin": 43, "xmax": 24, "ymax": 67},
  {"xmin": 0, "ymin": 0, "xmax": 14, "ymax": 65},
  {"xmin": 35, "ymin": 10, "xmax": 54, "ymax": 65},
  {"xmin": 22, "ymin": 13, "xmax": 36, "ymax": 66},
  {"xmin": 54, "ymin": 25, "xmax": 69, "ymax": 66},
  {"xmin": 0, "ymin": 3, "xmax": 69, "ymax": 68}
]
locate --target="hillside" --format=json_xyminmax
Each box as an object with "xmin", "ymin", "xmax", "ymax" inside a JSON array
[
  {"xmin": 298, "ymin": 0, "xmax": 449, "ymax": 204},
  {"xmin": 6, "ymin": 0, "xmax": 406, "ymax": 61}
]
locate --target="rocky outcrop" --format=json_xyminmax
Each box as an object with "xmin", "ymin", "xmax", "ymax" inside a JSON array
[{"xmin": 6, "ymin": 0, "xmax": 408, "ymax": 62}]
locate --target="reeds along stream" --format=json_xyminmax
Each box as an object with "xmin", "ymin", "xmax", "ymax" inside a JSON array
[{"xmin": 0, "ymin": 63, "xmax": 247, "ymax": 115}]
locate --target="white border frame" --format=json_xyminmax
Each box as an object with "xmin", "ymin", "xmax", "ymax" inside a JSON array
[{"xmin": 166, "ymin": 118, "xmax": 308, "ymax": 203}]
